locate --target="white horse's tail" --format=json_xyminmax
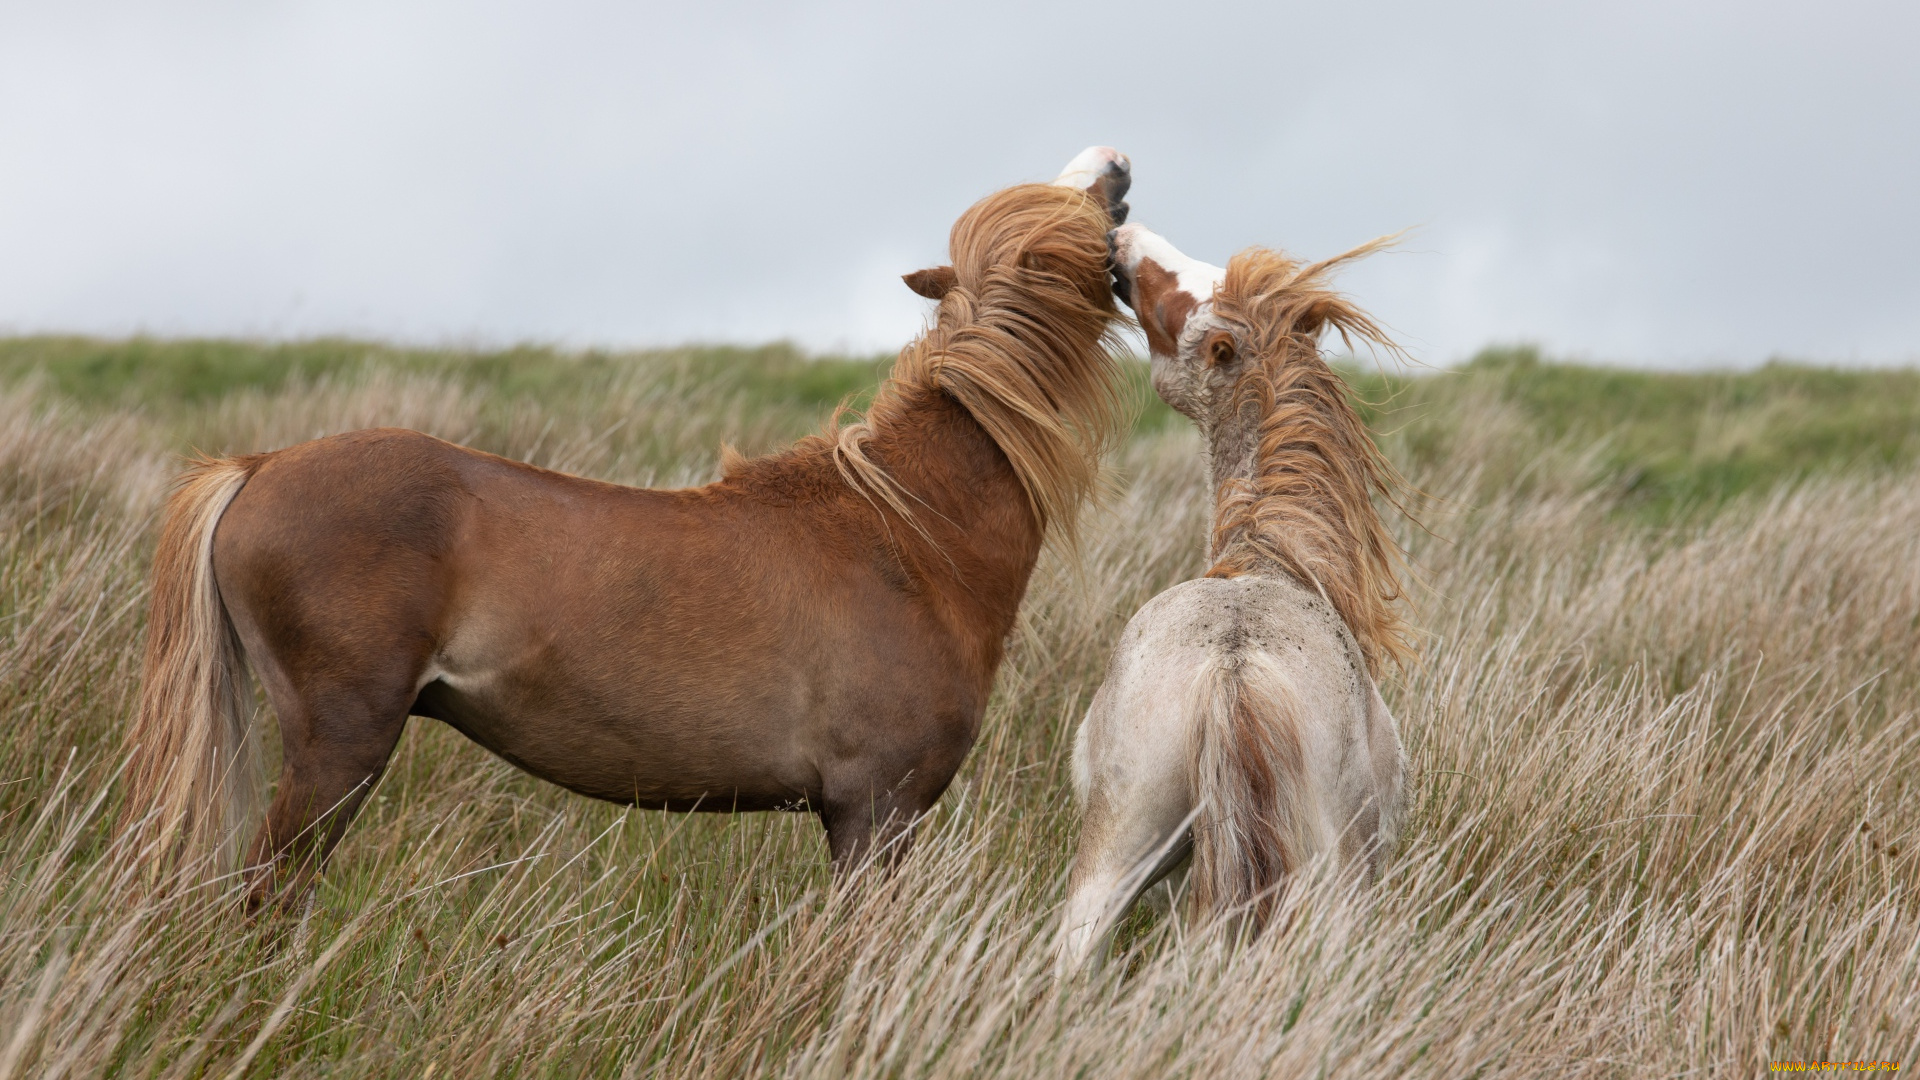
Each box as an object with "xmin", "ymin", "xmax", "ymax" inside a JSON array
[
  {"xmin": 1184, "ymin": 650, "xmax": 1320, "ymax": 927},
  {"xmin": 123, "ymin": 456, "xmax": 264, "ymax": 875}
]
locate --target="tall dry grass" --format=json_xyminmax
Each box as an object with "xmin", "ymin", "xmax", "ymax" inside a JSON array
[{"xmin": 0, "ymin": 353, "xmax": 1914, "ymax": 1077}]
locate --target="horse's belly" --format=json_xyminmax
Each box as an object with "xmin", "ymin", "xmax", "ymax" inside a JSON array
[{"xmin": 411, "ymin": 670, "xmax": 818, "ymax": 811}]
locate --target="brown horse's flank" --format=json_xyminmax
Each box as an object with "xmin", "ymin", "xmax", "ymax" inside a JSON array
[{"xmin": 123, "ymin": 179, "xmax": 1123, "ymax": 907}]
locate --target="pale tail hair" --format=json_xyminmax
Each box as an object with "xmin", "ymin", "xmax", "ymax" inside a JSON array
[
  {"xmin": 123, "ymin": 456, "xmax": 265, "ymax": 873},
  {"xmin": 1185, "ymin": 650, "xmax": 1323, "ymax": 927}
]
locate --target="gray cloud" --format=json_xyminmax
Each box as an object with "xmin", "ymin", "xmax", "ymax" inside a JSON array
[{"xmin": 2, "ymin": 0, "xmax": 1915, "ymax": 365}]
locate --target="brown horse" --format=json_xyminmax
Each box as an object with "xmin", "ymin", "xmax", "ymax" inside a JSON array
[{"xmin": 125, "ymin": 148, "xmax": 1132, "ymax": 908}]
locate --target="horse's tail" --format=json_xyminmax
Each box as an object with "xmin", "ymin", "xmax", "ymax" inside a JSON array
[
  {"xmin": 124, "ymin": 455, "xmax": 264, "ymax": 874},
  {"xmin": 1185, "ymin": 650, "xmax": 1321, "ymax": 928}
]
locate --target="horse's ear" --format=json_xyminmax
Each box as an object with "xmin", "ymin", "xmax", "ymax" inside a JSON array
[
  {"xmin": 1204, "ymin": 330, "xmax": 1239, "ymax": 368},
  {"xmin": 903, "ymin": 266, "xmax": 957, "ymax": 300},
  {"xmin": 1298, "ymin": 297, "xmax": 1355, "ymax": 337},
  {"xmin": 1299, "ymin": 299, "xmax": 1333, "ymax": 335}
]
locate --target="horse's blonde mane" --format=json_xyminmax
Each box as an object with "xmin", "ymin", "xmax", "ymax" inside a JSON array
[
  {"xmin": 1206, "ymin": 241, "xmax": 1416, "ymax": 674},
  {"xmin": 818, "ymin": 183, "xmax": 1125, "ymax": 549}
]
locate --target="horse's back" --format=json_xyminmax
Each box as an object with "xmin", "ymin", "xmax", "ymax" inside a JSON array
[
  {"xmin": 213, "ymin": 425, "xmax": 767, "ymax": 644},
  {"xmin": 211, "ymin": 426, "xmax": 658, "ymax": 667}
]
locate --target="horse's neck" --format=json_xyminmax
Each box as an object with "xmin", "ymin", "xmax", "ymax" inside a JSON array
[
  {"xmin": 866, "ymin": 386, "xmax": 1045, "ymax": 625},
  {"xmin": 1203, "ymin": 407, "xmax": 1265, "ymax": 564}
]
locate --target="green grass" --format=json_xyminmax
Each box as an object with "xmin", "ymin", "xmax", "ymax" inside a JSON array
[
  {"xmin": 0, "ymin": 336, "xmax": 891, "ymax": 415},
  {"xmin": 0, "ymin": 335, "xmax": 1915, "ymax": 1076},
  {"xmin": 1420, "ymin": 345, "xmax": 1920, "ymax": 515},
  {"xmin": 1343, "ymin": 345, "xmax": 1920, "ymax": 517},
  {"xmin": 11, "ymin": 335, "xmax": 1915, "ymax": 520}
]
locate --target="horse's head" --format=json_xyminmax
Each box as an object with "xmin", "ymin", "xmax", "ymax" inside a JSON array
[
  {"xmin": 1109, "ymin": 223, "xmax": 1231, "ymax": 427},
  {"xmin": 1051, "ymin": 145, "xmax": 1132, "ymax": 224},
  {"xmin": 903, "ymin": 147, "xmax": 1131, "ymax": 300}
]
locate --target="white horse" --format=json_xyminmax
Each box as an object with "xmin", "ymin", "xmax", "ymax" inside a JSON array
[{"xmin": 1058, "ymin": 223, "xmax": 1415, "ymax": 970}]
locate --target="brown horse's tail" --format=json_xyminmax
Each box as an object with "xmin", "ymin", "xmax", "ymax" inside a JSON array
[
  {"xmin": 124, "ymin": 456, "xmax": 264, "ymax": 874},
  {"xmin": 1185, "ymin": 651, "xmax": 1322, "ymax": 930}
]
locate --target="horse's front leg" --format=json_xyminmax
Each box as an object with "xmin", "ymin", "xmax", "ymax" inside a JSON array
[
  {"xmin": 816, "ymin": 731, "xmax": 967, "ymax": 875},
  {"xmin": 819, "ymin": 789, "xmax": 919, "ymax": 875}
]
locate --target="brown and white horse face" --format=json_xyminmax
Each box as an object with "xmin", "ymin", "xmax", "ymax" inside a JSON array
[
  {"xmin": 904, "ymin": 147, "xmax": 1131, "ymax": 300},
  {"xmin": 1110, "ymin": 224, "xmax": 1231, "ymax": 428}
]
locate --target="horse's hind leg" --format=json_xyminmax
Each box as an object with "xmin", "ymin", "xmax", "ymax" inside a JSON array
[
  {"xmin": 1058, "ymin": 792, "xmax": 1191, "ymax": 974},
  {"xmin": 208, "ymin": 435, "xmax": 459, "ymax": 912},
  {"xmin": 240, "ymin": 654, "xmax": 420, "ymax": 913},
  {"xmin": 1058, "ymin": 714, "xmax": 1194, "ymax": 974}
]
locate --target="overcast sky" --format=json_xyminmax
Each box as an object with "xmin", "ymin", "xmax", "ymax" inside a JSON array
[{"xmin": 2, "ymin": 1, "xmax": 1915, "ymax": 366}]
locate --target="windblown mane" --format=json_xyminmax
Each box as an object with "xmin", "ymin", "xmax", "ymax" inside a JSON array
[
  {"xmin": 1205, "ymin": 242, "xmax": 1416, "ymax": 673},
  {"xmin": 817, "ymin": 183, "xmax": 1125, "ymax": 548}
]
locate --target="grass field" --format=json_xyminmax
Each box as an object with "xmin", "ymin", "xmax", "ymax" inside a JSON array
[{"xmin": 0, "ymin": 336, "xmax": 1915, "ymax": 1077}]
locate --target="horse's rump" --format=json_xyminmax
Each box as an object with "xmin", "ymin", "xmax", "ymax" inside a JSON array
[{"xmin": 1185, "ymin": 648, "xmax": 1320, "ymax": 926}]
